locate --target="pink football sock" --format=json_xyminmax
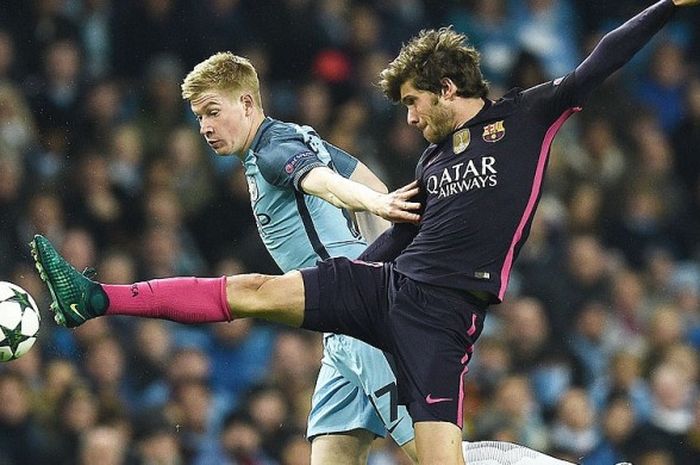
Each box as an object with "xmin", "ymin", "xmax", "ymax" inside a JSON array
[{"xmin": 103, "ymin": 276, "xmax": 231, "ymax": 324}]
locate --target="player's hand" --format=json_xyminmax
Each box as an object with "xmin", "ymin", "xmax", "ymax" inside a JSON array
[
  {"xmin": 372, "ymin": 180, "xmax": 422, "ymax": 224},
  {"xmin": 672, "ymin": 0, "xmax": 700, "ymax": 6}
]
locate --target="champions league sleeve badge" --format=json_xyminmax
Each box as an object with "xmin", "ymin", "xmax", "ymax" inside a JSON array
[{"xmin": 453, "ymin": 129, "xmax": 471, "ymax": 154}]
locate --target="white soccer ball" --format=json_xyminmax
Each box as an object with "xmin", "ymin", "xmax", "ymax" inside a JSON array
[{"xmin": 0, "ymin": 281, "xmax": 41, "ymax": 362}]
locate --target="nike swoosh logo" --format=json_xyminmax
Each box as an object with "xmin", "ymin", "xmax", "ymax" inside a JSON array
[
  {"xmin": 425, "ymin": 394, "xmax": 453, "ymax": 404},
  {"xmin": 69, "ymin": 303, "xmax": 86, "ymax": 320}
]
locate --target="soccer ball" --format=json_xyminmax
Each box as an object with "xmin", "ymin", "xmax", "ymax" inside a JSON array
[{"xmin": 0, "ymin": 281, "xmax": 41, "ymax": 362}]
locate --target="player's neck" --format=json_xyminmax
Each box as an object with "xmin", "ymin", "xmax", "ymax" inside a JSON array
[
  {"xmin": 239, "ymin": 111, "xmax": 266, "ymax": 157},
  {"xmin": 452, "ymin": 97, "xmax": 486, "ymax": 130}
]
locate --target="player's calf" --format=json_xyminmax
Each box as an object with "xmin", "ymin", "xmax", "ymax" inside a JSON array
[{"xmin": 31, "ymin": 235, "xmax": 230, "ymax": 326}]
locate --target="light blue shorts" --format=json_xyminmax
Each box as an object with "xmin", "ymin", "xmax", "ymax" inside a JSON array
[{"xmin": 306, "ymin": 333, "xmax": 415, "ymax": 446}]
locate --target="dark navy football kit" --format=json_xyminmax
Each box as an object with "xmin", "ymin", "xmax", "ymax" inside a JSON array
[{"xmin": 301, "ymin": 0, "xmax": 678, "ymax": 426}]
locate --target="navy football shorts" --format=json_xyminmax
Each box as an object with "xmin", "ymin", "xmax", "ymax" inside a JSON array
[{"xmin": 300, "ymin": 257, "xmax": 487, "ymax": 427}]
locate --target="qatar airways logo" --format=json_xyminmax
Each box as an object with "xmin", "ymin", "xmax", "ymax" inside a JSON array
[{"xmin": 425, "ymin": 156, "xmax": 497, "ymax": 199}]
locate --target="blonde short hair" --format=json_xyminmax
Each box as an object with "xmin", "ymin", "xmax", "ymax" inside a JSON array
[{"xmin": 181, "ymin": 52, "xmax": 262, "ymax": 106}]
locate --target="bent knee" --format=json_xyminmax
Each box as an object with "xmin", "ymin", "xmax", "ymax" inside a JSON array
[
  {"xmin": 226, "ymin": 271, "xmax": 305, "ymax": 318},
  {"xmin": 311, "ymin": 431, "xmax": 373, "ymax": 465},
  {"xmin": 229, "ymin": 273, "xmax": 271, "ymax": 291},
  {"xmin": 226, "ymin": 273, "xmax": 275, "ymax": 311}
]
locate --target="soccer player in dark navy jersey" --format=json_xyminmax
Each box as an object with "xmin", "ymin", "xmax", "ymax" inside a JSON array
[
  {"xmin": 31, "ymin": 1, "xmax": 699, "ymax": 464},
  {"xmin": 390, "ymin": 63, "xmax": 582, "ymax": 303}
]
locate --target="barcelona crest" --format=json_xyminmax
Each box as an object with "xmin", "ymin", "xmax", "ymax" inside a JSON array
[
  {"xmin": 482, "ymin": 120, "xmax": 506, "ymax": 143},
  {"xmin": 452, "ymin": 128, "xmax": 471, "ymax": 154}
]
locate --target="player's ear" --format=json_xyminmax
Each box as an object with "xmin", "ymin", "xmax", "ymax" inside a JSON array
[
  {"xmin": 440, "ymin": 78, "xmax": 456, "ymax": 100},
  {"xmin": 241, "ymin": 93, "xmax": 254, "ymax": 115}
]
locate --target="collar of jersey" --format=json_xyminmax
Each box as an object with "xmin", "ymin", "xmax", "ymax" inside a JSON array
[
  {"xmin": 248, "ymin": 116, "xmax": 276, "ymax": 154},
  {"xmin": 457, "ymin": 88, "xmax": 520, "ymax": 129}
]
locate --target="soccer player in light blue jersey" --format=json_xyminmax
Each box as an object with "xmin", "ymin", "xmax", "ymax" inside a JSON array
[{"xmin": 182, "ymin": 52, "xmax": 422, "ymax": 465}]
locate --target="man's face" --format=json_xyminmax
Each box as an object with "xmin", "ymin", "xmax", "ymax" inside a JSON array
[
  {"xmin": 400, "ymin": 81, "xmax": 455, "ymax": 144},
  {"xmin": 190, "ymin": 89, "xmax": 251, "ymax": 156}
]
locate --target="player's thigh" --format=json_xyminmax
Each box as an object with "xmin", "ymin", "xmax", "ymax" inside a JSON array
[
  {"xmin": 301, "ymin": 258, "xmax": 390, "ymax": 348},
  {"xmin": 400, "ymin": 440, "xmax": 419, "ymax": 464},
  {"xmin": 310, "ymin": 430, "xmax": 374, "ymax": 465},
  {"xmin": 307, "ymin": 348, "xmax": 387, "ymax": 442},
  {"xmin": 414, "ymin": 422, "xmax": 465, "ymax": 465},
  {"xmin": 388, "ymin": 277, "xmax": 486, "ymax": 426}
]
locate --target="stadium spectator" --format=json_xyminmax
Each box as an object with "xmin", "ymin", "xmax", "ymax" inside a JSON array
[
  {"xmin": 0, "ymin": 372, "xmax": 52, "ymax": 465},
  {"xmin": 585, "ymin": 396, "xmax": 637, "ymax": 464},
  {"xmin": 473, "ymin": 374, "xmax": 549, "ymax": 452},
  {"xmin": 193, "ymin": 411, "xmax": 277, "ymax": 465},
  {"xmin": 77, "ymin": 424, "xmax": 128, "ymax": 465},
  {"xmin": 549, "ymin": 388, "xmax": 598, "ymax": 459},
  {"xmin": 633, "ymin": 40, "xmax": 689, "ymax": 133},
  {"xmin": 447, "ymin": 0, "xmax": 517, "ymax": 89},
  {"xmin": 590, "ymin": 350, "xmax": 653, "ymax": 423}
]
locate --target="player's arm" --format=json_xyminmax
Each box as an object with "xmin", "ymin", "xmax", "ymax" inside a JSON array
[
  {"xmin": 573, "ymin": 0, "xmax": 693, "ymax": 103},
  {"xmin": 300, "ymin": 166, "xmax": 421, "ymax": 224},
  {"xmin": 260, "ymin": 136, "xmax": 421, "ymax": 223},
  {"xmin": 348, "ymin": 162, "xmax": 392, "ymax": 241},
  {"xmin": 357, "ymin": 218, "xmax": 420, "ymax": 263},
  {"xmin": 355, "ymin": 182, "xmax": 425, "ymax": 262}
]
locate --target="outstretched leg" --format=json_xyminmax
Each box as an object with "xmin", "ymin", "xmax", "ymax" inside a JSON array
[{"xmin": 31, "ymin": 234, "xmax": 306, "ymax": 328}]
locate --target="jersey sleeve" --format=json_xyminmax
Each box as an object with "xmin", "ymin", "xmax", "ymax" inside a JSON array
[
  {"xmin": 358, "ymin": 222, "xmax": 420, "ymax": 263},
  {"xmin": 256, "ymin": 138, "xmax": 326, "ymax": 190},
  {"xmin": 521, "ymin": 0, "xmax": 677, "ymax": 124},
  {"xmin": 519, "ymin": 72, "xmax": 580, "ymax": 124},
  {"xmin": 573, "ymin": 0, "xmax": 675, "ymax": 104},
  {"xmin": 324, "ymin": 141, "xmax": 359, "ymax": 179}
]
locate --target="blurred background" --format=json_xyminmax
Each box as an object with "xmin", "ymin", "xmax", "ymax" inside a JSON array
[{"xmin": 0, "ymin": 0, "xmax": 699, "ymax": 464}]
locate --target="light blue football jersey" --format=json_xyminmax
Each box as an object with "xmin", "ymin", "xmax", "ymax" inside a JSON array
[
  {"xmin": 243, "ymin": 117, "xmax": 415, "ymax": 445},
  {"xmin": 243, "ymin": 117, "xmax": 366, "ymax": 273}
]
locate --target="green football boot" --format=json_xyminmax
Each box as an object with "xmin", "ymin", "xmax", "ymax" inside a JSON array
[{"xmin": 30, "ymin": 234, "xmax": 108, "ymax": 328}]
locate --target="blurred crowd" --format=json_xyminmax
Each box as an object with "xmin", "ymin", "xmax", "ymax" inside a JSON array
[{"xmin": 0, "ymin": 0, "xmax": 699, "ymax": 464}]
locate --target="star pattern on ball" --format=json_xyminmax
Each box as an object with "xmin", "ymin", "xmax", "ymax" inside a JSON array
[
  {"xmin": 0, "ymin": 326, "xmax": 28, "ymax": 352},
  {"xmin": 11, "ymin": 288, "xmax": 33, "ymax": 310},
  {"xmin": 0, "ymin": 283, "xmax": 40, "ymax": 362}
]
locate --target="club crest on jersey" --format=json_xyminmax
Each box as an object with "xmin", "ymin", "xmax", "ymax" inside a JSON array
[
  {"xmin": 482, "ymin": 120, "xmax": 506, "ymax": 143},
  {"xmin": 246, "ymin": 175, "xmax": 259, "ymax": 202},
  {"xmin": 452, "ymin": 129, "xmax": 471, "ymax": 154}
]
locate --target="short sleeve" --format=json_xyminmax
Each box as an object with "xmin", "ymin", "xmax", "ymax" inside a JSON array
[
  {"xmin": 324, "ymin": 142, "xmax": 359, "ymax": 179},
  {"xmin": 256, "ymin": 139, "xmax": 326, "ymax": 190}
]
